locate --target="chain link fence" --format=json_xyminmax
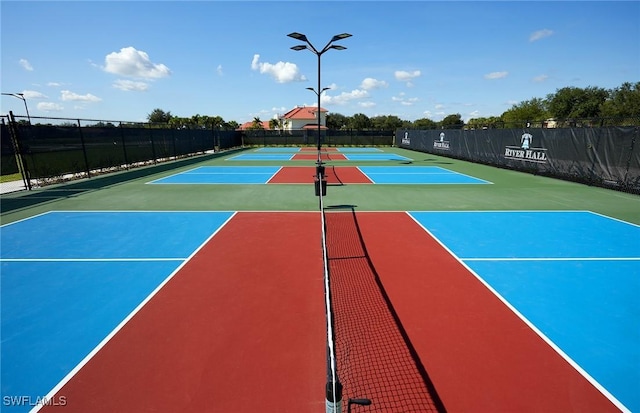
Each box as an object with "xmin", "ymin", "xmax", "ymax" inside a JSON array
[{"xmin": 1, "ymin": 114, "xmax": 242, "ymax": 189}]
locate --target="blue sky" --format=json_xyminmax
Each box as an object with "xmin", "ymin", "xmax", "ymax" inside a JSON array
[{"xmin": 1, "ymin": 1, "xmax": 638, "ymax": 124}]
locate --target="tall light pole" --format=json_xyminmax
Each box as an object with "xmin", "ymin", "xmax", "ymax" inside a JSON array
[
  {"xmin": 1, "ymin": 92, "xmax": 31, "ymax": 124},
  {"xmin": 287, "ymin": 32, "xmax": 351, "ymax": 173}
]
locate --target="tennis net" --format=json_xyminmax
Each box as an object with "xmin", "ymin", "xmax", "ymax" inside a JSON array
[
  {"xmin": 319, "ymin": 161, "xmax": 342, "ymax": 412},
  {"xmin": 321, "ymin": 203, "xmax": 445, "ymax": 412}
]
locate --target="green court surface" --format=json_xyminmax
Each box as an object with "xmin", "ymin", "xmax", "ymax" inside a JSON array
[
  {"xmin": 2, "ymin": 146, "xmax": 639, "ymax": 413},
  {"xmin": 1, "ymin": 147, "xmax": 638, "ymax": 224}
]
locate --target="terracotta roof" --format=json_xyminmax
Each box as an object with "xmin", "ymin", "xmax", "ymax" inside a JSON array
[
  {"xmin": 302, "ymin": 124, "xmax": 328, "ymax": 130},
  {"xmin": 283, "ymin": 106, "xmax": 327, "ymax": 120},
  {"xmin": 237, "ymin": 120, "xmax": 271, "ymax": 130}
]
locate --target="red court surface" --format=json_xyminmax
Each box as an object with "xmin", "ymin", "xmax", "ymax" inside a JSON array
[
  {"xmin": 269, "ymin": 166, "xmax": 373, "ymax": 184},
  {"xmin": 353, "ymin": 212, "xmax": 618, "ymax": 413},
  {"xmin": 40, "ymin": 212, "xmax": 618, "ymax": 413},
  {"xmin": 299, "ymin": 147, "xmax": 339, "ymax": 152},
  {"xmin": 42, "ymin": 213, "xmax": 326, "ymax": 412},
  {"xmin": 292, "ymin": 153, "xmax": 347, "ymax": 161}
]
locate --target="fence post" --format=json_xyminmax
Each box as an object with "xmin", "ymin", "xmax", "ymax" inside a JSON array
[
  {"xmin": 148, "ymin": 124, "xmax": 157, "ymax": 164},
  {"xmin": 622, "ymin": 127, "xmax": 638, "ymax": 189},
  {"xmin": 119, "ymin": 122, "xmax": 130, "ymax": 169},
  {"xmin": 7, "ymin": 111, "xmax": 31, "ymax": 190},
  {"xmin": 171, "ymin": 126, "xmax": 178, "ymax": 159},
  {"xmin": 76, "ymin": 119, "xmax": 91, "ymax": 178}
]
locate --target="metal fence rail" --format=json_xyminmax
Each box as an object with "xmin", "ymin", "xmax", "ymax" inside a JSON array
[{"xmin": 1, "ymin": 113, "xmax": 242, "ymax": 188}]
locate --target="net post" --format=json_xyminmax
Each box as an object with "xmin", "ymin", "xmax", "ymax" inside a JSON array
[
  {"xmin": 315, "ymin": 162, "xmax": 327, "ymax": 197},
  {"xmin": 325, "ymin": 380, "xmax": 343, "ymax": 413}
]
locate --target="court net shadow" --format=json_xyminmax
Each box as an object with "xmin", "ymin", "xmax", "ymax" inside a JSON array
[{"xmin": 324, "ymin": 206, "xmax": 446, "ymax": 412}]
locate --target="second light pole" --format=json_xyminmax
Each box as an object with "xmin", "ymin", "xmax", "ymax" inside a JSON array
[{"xmin": 288, "ymin": 32, "xmax": 351, "ymax": 195}]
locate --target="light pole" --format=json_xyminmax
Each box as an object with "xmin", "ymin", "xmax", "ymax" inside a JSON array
[
  {"xmin": 1, "ymin": 92, "xmax": 31, "ymax": 124},
  {"xmin": 287, "ymin": 32, "xmax": 351, "ymax": 184}
]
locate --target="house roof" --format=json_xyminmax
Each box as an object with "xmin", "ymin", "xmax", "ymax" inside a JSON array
[
  {"xmin": 283, "ymin": 106, "xmax": 327, "ymax": 120},
  {"xmin": 238, "ymin": 120, "xmax": 271, "ymax": 130}
]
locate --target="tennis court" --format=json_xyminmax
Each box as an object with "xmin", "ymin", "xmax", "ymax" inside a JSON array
[
  {"xmin": 149, "ymin": 165, "xmax": 490, "ymax": 185},
  {"xmin": 1, "ymin": 146, "xmax": 638, "ymax": 413},
  {"xmin": 227, "ymin": 147, "xmax": 411, "ymax": 161}
]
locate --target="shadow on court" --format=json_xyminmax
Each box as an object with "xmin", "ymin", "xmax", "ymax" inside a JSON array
[{"xmin": 0, "ymin": 150, "xmax": 240, "ymax": 214}]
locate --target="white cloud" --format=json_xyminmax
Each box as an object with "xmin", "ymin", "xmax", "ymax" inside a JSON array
[
  {"xmin": 61, "ymin": 90, "xmax": 102, "ymax": 102},
  {"xmin": 113, "ymin": 79, "xmax": 149, "ymax": 91},
  {"xmin": 434, "ymin": 104, "xmax": 445, "ymax": 110},
  {"xmin": 533, "ymin": 74, "xmax": 549, "ymax": 83},
  {"xmin": 37, "ymin": 102, "xmax": 63, "ymax": 112},
  {"xmin": 392, "ymin": 94, "xmax": 418, "ymax": 106},
  {"xmin": 47, "ymin": 82, "xmax": 62, "ymax": 87},
  {"xmin": 360, "ymin": 77, "xmax": 388, "ymax": 90},
  {"xmin": 322, "ymin": 89, "xmax": 369, "ymax": 105},
  {"xmin": 21, "ymin": 90, "xmax": 48, "ymax": 99},
  {"xmin": 395, "ymin": 70, "xmax": 421, "ymax": 82},
  {"xmin": 103, "ymin": 47, "xmax": 171, "ymax": 79},
  {"xmin": 251, "ymin": 54, "xmax": 306, "ymax": 83},
  {"xmin": 217, "ymin": 64, "xmax": 223, "ymax": 76},
  {"xmin": 484, "ymin": 71, "xmax": 508, "ymax": 80},
  {"xmin": 530, "ymin": 29, "xmax": 554, "ymax": 42},
  {"xmin": 19, "ymin": 59, "xmax": 33, "ymax": 71},
  {"xmin": 358, "ymin": 101, "xmax": 376, "ymax": 108}
]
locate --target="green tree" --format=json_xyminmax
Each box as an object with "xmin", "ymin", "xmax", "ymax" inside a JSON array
[
  {"xmin": 348, "ymin": 113, "xmax": 372, "ymax": 129},
  {"xmin": 224, "ymin": 120, "xmax": 239, "ymax": 130},
  {"xmin": 371, "ymin": 115, "xmax": 404, "ymax": 130},
  {"xmin": 546, "ymin": 86, "xmax": 608, "ymax": 120},
  {"xmin": 269, "ymin": 117, "xmax": 285, "ymax": 132},
  {"xmin": 501, "ymin": 98, "xmax": 549, "ymax": 127},
  {"xmin": 600, "ymin": 82, "xmax": 640, "ymax": 123},
  {"xmin": 147, "ymin": 108, "xmax": 172, "ymax": 123},
  {"xmin": 247, "ymin": 117, "xmax": 264, "ymax": 130},
  {"xmin": 326, "ymin": 113, "xmax": 348, "ymax": 129},
  {"xmin": 439, "ymin": 113, "xmax": 464, "ymax": 129},
  {"xmin": 466, "ymin": 116, "xmax": 504, "ymax": 129},
  {"xmin": 413, "ymin": 118, "xmax": 438, "ymax": 129}
]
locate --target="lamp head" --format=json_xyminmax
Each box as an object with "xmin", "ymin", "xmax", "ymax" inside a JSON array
[
  {"xmin": 330, "ymin": 33, "xmax": 352, "ymax": 42},
  {"xmin": 287, "ymin": 32, "xmax": 308, "ymax": 42}
]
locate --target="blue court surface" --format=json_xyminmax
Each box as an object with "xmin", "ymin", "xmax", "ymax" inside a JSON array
[
  {"xmin": 227, "ymin": 153, "xmax": 294, "ymax": 161},
  {"xmin": 3, "ymin": 210, "xmax": 637, "ymax": 412},
  {"xmin": 255, "ymin": 147, "xmax": 302, "ymax": 152},
  {"xmin": 343, "ymin": 153, "xmax": 412, "ymax": 161},
  {"xmin": 409, "ymin": 210, "xmax": 640, "ymax": 412},
  {"xmin": 149, "ymin": 166, "xmax": 490, "ymax": 185},
  {"xmin": 360, "ymin": 166, "xmax": 491, "ymax": 184},
  {"xmin": 0, "ymin": 211, "xmax": 234, "ymax": 412},
  {"xmin": 227, "ymin": 152, "xmax": 411, "ymax": 161},
  {"xmin": 149, "ymin": 166, "xmax": 282, "ymax": 184}
]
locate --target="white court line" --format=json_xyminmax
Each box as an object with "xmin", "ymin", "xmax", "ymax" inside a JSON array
[
  {"xmin": 265, "ymin": 166, "xmax": 284, "ymax": 184},
  {"xmin": 30, "ymin": 211, "xmax": 237, "ymax": 413},
  {"xmin": 405, "ymin": 211, "xmax": 632, "ymax": 413}
]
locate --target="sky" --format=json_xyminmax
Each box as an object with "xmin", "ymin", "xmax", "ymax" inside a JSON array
[{"xmin": 1, "ymin": 1, "xmax": 639, "ymax": 125}]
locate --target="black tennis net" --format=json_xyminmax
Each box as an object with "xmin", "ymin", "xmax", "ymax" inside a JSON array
[{"xmin": 322, "ymin": 205, "xmax": 446, "ymax": 412}]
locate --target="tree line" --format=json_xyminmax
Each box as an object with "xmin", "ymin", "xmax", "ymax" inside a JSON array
[{"xmin": 147, "ymin": 81, "xmax": 639, "ymax": 130}]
